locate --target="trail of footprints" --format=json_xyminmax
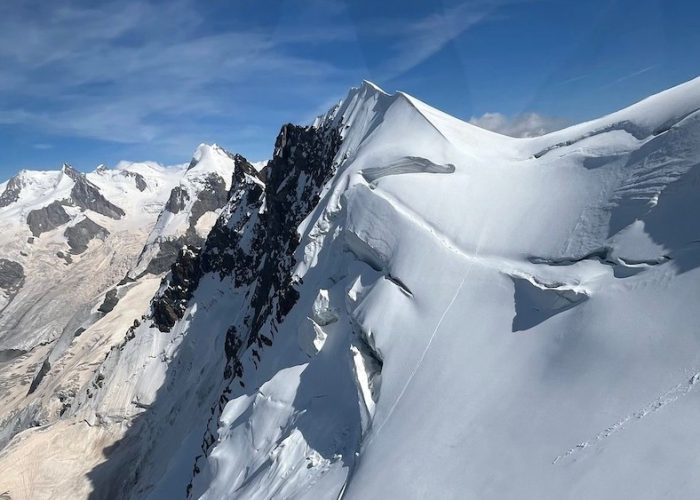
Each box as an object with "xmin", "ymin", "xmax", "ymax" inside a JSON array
[{"xmin": 553, "ymin": 371, "xmax": 700, "ymax": 465}]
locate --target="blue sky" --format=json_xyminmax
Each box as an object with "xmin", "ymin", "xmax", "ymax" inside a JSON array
[{"xmin": 0, "ymin": 0, "xmax": 698, "ymax": 180}]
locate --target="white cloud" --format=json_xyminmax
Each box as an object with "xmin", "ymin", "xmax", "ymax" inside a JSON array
[{"xmin": 468, "ymin": 112, "xmax": 570, "ymax": 137}]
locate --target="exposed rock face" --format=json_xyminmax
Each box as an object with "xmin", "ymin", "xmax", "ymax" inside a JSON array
[
  {"xmin": 142, "ymin": 237, "xmax": 192, "ymax": 276},
  {"xmin": 26, "ymin": 200, "xmax": 71, "ymax": 236},
  {"xmin": 64, "ymin": 217, "xmax": 110, "ymax": 254},
  {"xmin": 81, "ymin": 126, "xmax": 343, "ymax": 498},
  {"xmin": 189, "ymin": 173, "xmax": 228, "ymax": 227},
  {"xmin": 56, "ymin": 251, "xmax": 73, "ymax": 264},
  {"xmin": 0, "ymin": 259, "xmax": 24, "ymax": 300},
  {"xmin": 164, "ymin": 186, "xmax": 189, "ymax": 214},
  {"xmin": 149, "ymin": 157, "xmax": 262, "ymax": 332},
  {"xmin": 199, "ymin": 156, "xmax": 264, "ymax": 284},
  {"xmin": 232, "ymin": 123, "xmax": 341, "ymax": 343},
  {"xmin": 151, "ymin": 125, "xmax": 340, "ymax": 337},
  {"xmin": 151, "ymin": 245, "xmax": 203, "ymax": 332},
  {"xmin": 0, "ymin": 175, "xmax": 23, "ymax": 208},
  {"xmin": 122, "ymin": 170, "xmax": 148, "ymax": 191},
  {"xmin": 187, "ymin": 123, "xmax": 342, "ymax": 486},
  {"xmin": 97, "ymin": 288, "xmax": 120, "ymax": 314},
  {"xmin": 62, "ymin": 164, "xmax": 125, "ymax": 219}
]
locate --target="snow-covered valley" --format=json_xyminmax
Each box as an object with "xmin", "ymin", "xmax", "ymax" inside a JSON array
[{"xmin": 1, "ymin": 76, "xmax": 700, "ymax": 499}]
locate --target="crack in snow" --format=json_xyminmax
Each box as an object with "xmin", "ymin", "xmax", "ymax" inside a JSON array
[{"xmin": 363, "ymin": 273, "xmax": 468, "ymax": 451}]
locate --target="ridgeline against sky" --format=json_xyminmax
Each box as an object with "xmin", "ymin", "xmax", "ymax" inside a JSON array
[{"xmin": 0, "ymin": 0, "xmax": 698, "ymax": 178}]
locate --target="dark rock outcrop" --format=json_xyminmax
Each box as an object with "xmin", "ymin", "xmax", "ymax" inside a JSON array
[
  {"xmin": 240, "ymin": 123, "xmax": 342, "ymax": 344},
  {"xmin": 144, "ymin": 237, "xmax": 200, "ymax": 276},
  {"xmin": 56, "ymin": 251, "xmax": 73, "ymax": 264},
  {"xmin": 151, "ymin": 245, "xmax": 203, "ymax": 332},
  {"xmin": 62, "ymin": 164, "xmax": 125, "ymax": 219},
  {"xmin": 0, "ymin": 175, "xmax": 23, "ymax": 208},
  {"xmin": 187, "ymin": 123, "xmax": 342, "ymax": 481},
  {"xmin": 0, "ymin": 259, "xmax": 24, "ymax": 312},
  {"xmin": 0, "ymin": 259, "xmax": 24, "ymax": 294},
  {"xmin": 121, "ymin": 171, "xmax": 148, "ymax": 191},
  {"xmin": 164, "ymin": 187, "xmax": 190, "ymax": 214},
  {"xmin": 27, "ymin": 200, "xmax": 71, "ymax": 236},
  {"xmin": 64, "ymin": 217, "xmax": 109, "ymax": 254},
  {"xmin": 27, "ymin": 359, "xmax": 51, "ymax": 394},
  {"xmin": 200, "ymin": 157, "xmax": 264, "ymax": 284},
  {"xmin": 97, "ymin": 288, "xmax": 120, "ymax": 314},
  {"xmin": 89, "ymin": 124, "xmax": 343, "ymax": 498},
  {"xmin": 189, "ymin": 173, "xmax": 228, "ymax": 227}
]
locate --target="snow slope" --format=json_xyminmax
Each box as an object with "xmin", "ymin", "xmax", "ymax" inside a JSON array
[{"xmin": 1, "ymin": 76, "xmax": 700, "ymax": 499}]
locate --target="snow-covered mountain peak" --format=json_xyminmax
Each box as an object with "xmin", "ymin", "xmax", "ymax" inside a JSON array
[
  {"xmin": 126, "ymin": 144, "xmax": 243, "ymax": 278},
  {"xmin": 1, "ymin": 77, "xmax": 700, "ymax": 499},
  {"xmin": 313, "ymin": 79, "xmax": 390, "ymax": 130},
  {"xmin": 524, "ymin": 75, "xmax": 700, "ymax": 157},
  {"xmin": 314, "ymin": 81, "xmax": 518, "ymax": 173},
  {"xmin": 0, "ymin": 168, "xmax": 65, "ymax": 209},
  {"xmin": 186, "ymin": 143, "xmax": 236, "ymax": 186},
  {"xmin": 360, "ymin": 79, "xmax": 388, "ymax": 95}
]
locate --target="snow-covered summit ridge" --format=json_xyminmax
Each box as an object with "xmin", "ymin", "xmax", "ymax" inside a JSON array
[
  {"xmin": 317, "ymin": 76, "xmax": 700, "ymax": 162},
  {"xmin": 195, "ymin": 76, "xmax": 700, "ymax": 498},
  {"xmin": 526, "ymin": 75, "xmax": 700, "ymax": 151}
]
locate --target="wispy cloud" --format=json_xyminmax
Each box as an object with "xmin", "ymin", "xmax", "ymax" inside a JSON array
[
  {"xmin": 603, "ymin": 65, "xmax": 657, "ymax": 88},
  {"xmin": 469, "ymin": 112, "xmax": 570, "ymax": 137},
  {"xmin": 379, "ymin": 3, "xmax": 493, "ymax": 79},
  {"xmin": 555, "ymin": 74, "xmax": 591, "ymax": 86},
  {"xmin": 0, "ymin": 0, "xmax": 537, "ymax": 164},
  {"xmin": 0, "ymin": 0, "xmax": 351, "ymax": 158},
  {"xmin": 366, "ymin": 1, "xmax": 512, "ymax": 80}
]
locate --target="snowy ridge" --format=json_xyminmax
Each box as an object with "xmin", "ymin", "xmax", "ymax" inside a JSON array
[
  {"xmin": 1, "ymin": 76, "xmax": 700, "ymax": 499},
  {"xmin": 525, "ymin": 76, "xmax": 700, "ymax": 158}
]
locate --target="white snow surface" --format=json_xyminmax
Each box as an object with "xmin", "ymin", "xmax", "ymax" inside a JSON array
[
  {"xmin": 202, "ymin": 77, "xmax": 700, "ymax": 499},
  {"xmin": 1, "ymin": 77, "xmax": 700, "ymax": 500}
]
